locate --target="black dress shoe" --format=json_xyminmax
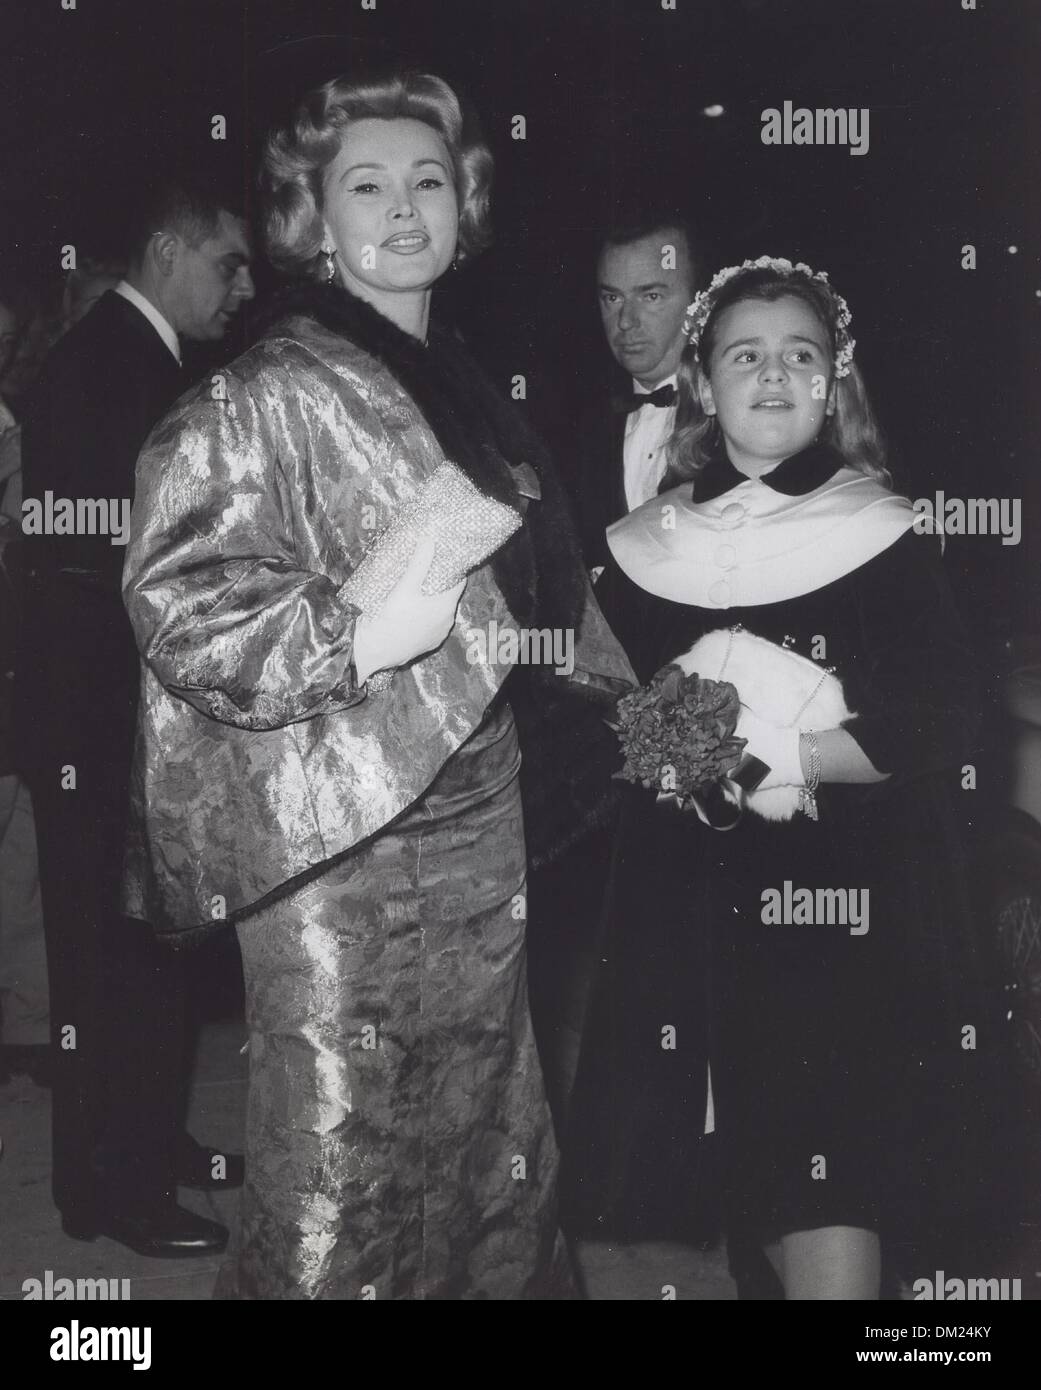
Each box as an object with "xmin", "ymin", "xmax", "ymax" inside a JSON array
[
  {"xmin": 61, "ymin": 1201, "xmax": 229, "ymax": 1258},
  {"xmin": 173, "ymin": 1135, "xmax": 245, "ymax": 1190}
]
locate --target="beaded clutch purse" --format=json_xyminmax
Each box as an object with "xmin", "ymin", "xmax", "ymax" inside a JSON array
[
  {"xmin": 342, "ymin": 461, "xmax": 523, "ymax": 690},
  {"xmin": 342, "ymin": 461, "xmax": 523, "ymax": 612}
]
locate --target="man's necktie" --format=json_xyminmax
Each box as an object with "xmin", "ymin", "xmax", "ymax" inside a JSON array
[{"xmin": 612, "ymin": 383, "xmax": 677, "ymax": 413}]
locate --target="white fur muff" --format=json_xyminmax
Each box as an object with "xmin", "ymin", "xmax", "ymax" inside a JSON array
[{"xmin": 672, "ymin": 629, "xmax": 852, "ymax": 820}]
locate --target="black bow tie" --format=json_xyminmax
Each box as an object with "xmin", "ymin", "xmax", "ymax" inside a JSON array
[{"xmin": 613, "ymin": 383, "xmax": 677, "ymax": 413}]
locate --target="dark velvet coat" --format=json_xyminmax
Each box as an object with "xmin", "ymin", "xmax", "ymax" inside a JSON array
[{"xmin": 563, "ymin": 444, "xmax": 997, "ymax": 1257}]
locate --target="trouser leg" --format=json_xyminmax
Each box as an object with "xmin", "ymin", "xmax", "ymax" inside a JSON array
[
  {"xmin": 94, "ymin": 915, "xmax": 188, "ymax": 1208},
  {"xmin": 29, "ymin": 766, "xmax": 187, "ymax": 1215},
  {"xmin": 0, "ymin": 775, "xmax": 49, "ymax": 1044}
]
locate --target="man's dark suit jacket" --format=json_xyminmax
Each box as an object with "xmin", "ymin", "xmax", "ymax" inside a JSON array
[{"xmin": 17, "ymin": 290, "xmax": 183, "ymax": 787}]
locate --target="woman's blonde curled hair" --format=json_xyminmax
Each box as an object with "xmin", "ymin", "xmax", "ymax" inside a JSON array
[{"xmin": 262, "ymin": 70, "xmax": 494, "ymax": 281}]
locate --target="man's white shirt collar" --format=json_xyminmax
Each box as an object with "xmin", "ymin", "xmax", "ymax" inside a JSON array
[
  {"xmin": 114, "ymin": 281, "xmax": 181, "ymax": 365},
  {"xmin": 631, "ymin": 371, "xmax": 678, "ymax": 397}
]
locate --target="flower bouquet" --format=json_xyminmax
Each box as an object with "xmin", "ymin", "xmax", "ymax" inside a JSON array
[{"xmin": 611, "ymin": 664, "xmax": 752, "ymax": 819}]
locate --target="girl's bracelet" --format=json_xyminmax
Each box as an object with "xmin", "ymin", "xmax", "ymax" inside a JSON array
[{"xmin": 798, "ymin": 730, "xmax": 822, "ymax": 821}]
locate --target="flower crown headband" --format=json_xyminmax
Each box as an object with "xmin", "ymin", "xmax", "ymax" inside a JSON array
[{"xmin": 681, "ymin": 255, "xmax": 856, "ymax": 378}]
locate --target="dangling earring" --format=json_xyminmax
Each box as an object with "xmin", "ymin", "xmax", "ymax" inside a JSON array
[{"xmin": 321, "ymin": 246, "xmax": 336, "ymax": 284}]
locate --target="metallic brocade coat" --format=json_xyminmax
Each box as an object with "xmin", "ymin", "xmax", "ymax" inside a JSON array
[{"xmin": 121, "ymin": 312, "xmax": 631, "ymax": 938}]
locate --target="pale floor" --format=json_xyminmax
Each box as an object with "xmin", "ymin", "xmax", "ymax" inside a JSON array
[
  {"xmin": 0, "ymin": 1019, "xmax": 737, "ymax": 1302},
  {"xmin": 2, "ymin": 1019, "xmax": 1038, "ymax": 1301}
]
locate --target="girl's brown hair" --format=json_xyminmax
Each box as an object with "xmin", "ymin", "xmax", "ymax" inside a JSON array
[{"xmin": 665, "ymin": 266, "xmax": 890, "ymax": 488}]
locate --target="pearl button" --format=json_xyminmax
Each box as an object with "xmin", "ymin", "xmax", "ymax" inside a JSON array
[
  {"xmin": 715, "ymin": 543, "xmax": 737, "ymax": 569},
  {"xmin": 708, "ymin": 579, "xmax": 731, "ymax": 606},
  {"xmin": 719, "ymin": 502, "xmax": 746, "ymax": 527}
]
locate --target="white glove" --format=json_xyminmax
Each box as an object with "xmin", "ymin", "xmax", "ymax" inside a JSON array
[
  {"xmin": 352, "ymin": 535, "xmax": 465, "ymax": 685},
  {"xmin": 734, "ymin": 708, "xmax": 805, "ymax": 790}
]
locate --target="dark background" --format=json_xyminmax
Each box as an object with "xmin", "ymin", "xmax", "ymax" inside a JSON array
[{"xmin": 3, "ymin": 0, "xmax": 1039, "ymax": 638}]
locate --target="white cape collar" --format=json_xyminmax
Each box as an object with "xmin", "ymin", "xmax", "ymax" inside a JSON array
[{"xmin": 607, "ymin": 466, "xmax": 916, "ymax": 608}]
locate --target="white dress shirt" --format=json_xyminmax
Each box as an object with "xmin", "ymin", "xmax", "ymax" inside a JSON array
[
  {"xmin": 622, "ymin": 371, "xmax": 677, "ymax": 511},
  {"xmin": 114, "ymin": 281, "xmax": 181, "ymax": 365}
]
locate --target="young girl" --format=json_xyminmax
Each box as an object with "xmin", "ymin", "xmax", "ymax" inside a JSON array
[{"xmin": 568, "ymin": 258, "xmax": 989, "ymax": 1298}]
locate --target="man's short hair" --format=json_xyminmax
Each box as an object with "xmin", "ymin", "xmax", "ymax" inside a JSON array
[
  {"xmin": 599, "ymin": 213, "xmax": 704, "ymax": 295},
  {"xmin": 124, "ymin": 169, "xmax": 244, "ymax": 266}
]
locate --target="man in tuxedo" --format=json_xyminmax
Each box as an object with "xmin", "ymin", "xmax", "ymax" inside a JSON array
[
  {"xmin": 568, "ymin": 214, "xmax": 701, "ymax": 569},
  {"xmin": 17, "ymin": 172, "xmax": 255, "ymax": 1256}
]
